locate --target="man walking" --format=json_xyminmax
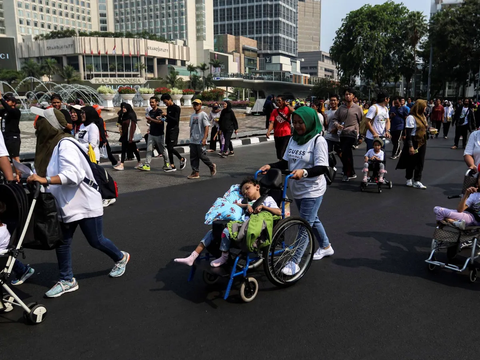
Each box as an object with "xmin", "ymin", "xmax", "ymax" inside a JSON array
[
  {"xmin": 188, "ymin": 99, "xmax": 216, "ymax": 179},
  {"xmin": 160, "ymin": 94, "xmax": 186, "ymax": 172},
  {"xmin": 139, "ymin": 97, "xmax": 171, "ymax": 172},
  {"xmin": 365, "ymin": 92, "xmax": 391, "ymax": 151},
  {"xmin": 332, "ymin": 89, "xmax": 364, "ymax": 182},
  {"xmin": 324, "ymin": 94, "xmax": 341, "ymax": 155},
  {"xmin": 452, "ymin": 98, "xmax": 476, "ymax": 149},
  {"xmin": 0, "ymin": 91, "xmax": 21, "ymax": 169},
  {"xmin": 266, "ymin": 95, "xmax": 294, "ymax": 160}
]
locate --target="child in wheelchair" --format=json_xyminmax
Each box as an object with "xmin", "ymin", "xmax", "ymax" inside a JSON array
[
  {"xmin": 434, "ymin": 179, "xmax": 480, "ymax": 231},
  {"xmin": 174, "ymin": 177, "xmax": 281, "ymax": 267},
  {"xmin": 362, "ymin": 137, "xmax": 387, "ymax": 183}
]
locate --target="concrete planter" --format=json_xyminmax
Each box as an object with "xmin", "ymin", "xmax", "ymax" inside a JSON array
[
  {"xmin": 182, "ymin": 94, "xmax": 194, "ymax": 106},
  {"xmin": 100, "ymin": 94, "xmax": 115, "ymax": 108},
  {"xmin": 171, "ymin": 94, "xmax": 183, "ymax": 106},
  {"xmin": 141, "ymin": 93, "xmax": 154, "ymax": 107},
  {"xmin": 120, "ymin": 93, "xmax": 135, "ymax": 106}
]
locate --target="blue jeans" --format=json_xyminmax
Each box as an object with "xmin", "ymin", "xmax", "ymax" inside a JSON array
[
  {"xmin": 57, "ymin": 216, "xmax": 123, "ymax": 281},
  {"xmin": 293, "ymin": 197, "xmax": 330, "ymax": 263},
  {"xmin": 12, "ymin": 259, "xmax": 27, "ymax": 278},
  {"xmin": 200, "ymin": 229, "xmax": 231, "ymax": 252}
]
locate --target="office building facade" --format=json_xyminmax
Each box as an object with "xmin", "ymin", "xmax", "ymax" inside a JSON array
[
  {"xmin": 298, "ymin": 51, "xmax": 337, "ymax": 80},
  {"xmin": 113, "ymin": 0, "xmax": 213, "ymax": 65},
  {"xmin": 214, "ymin": 34, "xmax": 258, "ymax": 74},
  {"xmin": 297, "ymin": 0, "xmax": 321, "ymax": 52},
  {"xmin": 213, "ymin": 0, "xmax": 298, "ymax": 59}
]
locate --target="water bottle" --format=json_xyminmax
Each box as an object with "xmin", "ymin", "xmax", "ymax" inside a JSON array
[{"xmin": 337, "ymin": 122, "xmax": 344, "ymax": 136}]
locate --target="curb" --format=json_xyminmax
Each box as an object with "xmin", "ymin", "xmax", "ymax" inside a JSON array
[{"xmin": 19, "ymin": 131, "xmax": 272, "ymax": 161}]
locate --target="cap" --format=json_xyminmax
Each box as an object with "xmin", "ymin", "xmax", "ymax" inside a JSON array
[
  {"xmin": 373, "ymin": 137, "xmax": 384, "ymax": 147},
  {"xmin": 4, "ymin": 95, "xmax": 17, "ymax": 102},
  {"xmin": 192, "ymin": 99, "xmax": 202, "ymax": 105},
  {"xmin": 70, "ymin": 104, "xmax": 84, "ymax": 110}
]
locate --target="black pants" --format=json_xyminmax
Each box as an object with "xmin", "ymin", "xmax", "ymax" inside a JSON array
[
  {"xmin": 405, "ymin": 140, "xmax": 426, "ymax": 182},
  {"xmin": 190, "ymin": 144, "xmax": 213, "ymax": 173},
  {"xmin": 339, "ymin": 136, "xmax": 356, "ymax": 177},
  {"xmin": 210, "ymin": 126, "xmax": 219, "ymax": 151},
  {"xmin": 4, "ymin": 134, "xmax": 21, "ymax": 158},
  {"xmin": 434, "ymin": 121, "xmax": 442, "ymax": 138},
  {"xmin": 454, "ymin": 125, "xmax": 469, "ymax": 148},
  {"xmin": 391, "ymin": 130, "xmax": 402, "ymax": 157},
  {"xmin": 274, "ymin": 135, "xmax": 291, "ymax": 160},
  {"xmin": 121, "ymin": 142, "xmax": 140, "ymax": 163},
  {"xmin": 222, "ymin": 130, "xmax": 234, "ymax": 153},
  {"xmin": 443, "ymin": 122, "xmax": 451, "ymax": 138},
  {"xmin": 166, "ymin": 135, "xmax": 182, "ymax": 166}
]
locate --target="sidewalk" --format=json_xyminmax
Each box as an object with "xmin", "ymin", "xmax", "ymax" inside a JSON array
[{"xmin": 18, "ymin": 109, "xmax": 268, "ymax": 160}]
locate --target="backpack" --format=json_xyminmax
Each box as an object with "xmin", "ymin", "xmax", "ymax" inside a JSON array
[{"xmin": 60, "ymin": 139, "xmax": 118, "ymax": 200}]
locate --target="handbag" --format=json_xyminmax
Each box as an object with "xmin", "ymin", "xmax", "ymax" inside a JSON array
[
  {"xmin": 128, "ymin": 121, "xmax": 143, "ymax": 143},
  {"xmin": 23, "ymin": 192, "xmax": 64, "ymax": 250}
]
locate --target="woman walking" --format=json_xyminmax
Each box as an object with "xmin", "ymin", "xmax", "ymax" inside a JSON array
[
  {"xmin": 218, "ymin": 101, "xmax": 238, "ymax": 157},
  {"xmin": 27, "ymin": 107, "xmax": 129, "ymax": 298},
  {"xmin": 75, "ymin": 106, "xmax": 100, "ymax": 162},
  {"xmin": 396, "ymin": 100, "xmax": 428, "ymax": 189},
  {"xmin": 260, "ymin": 106, "xmax": 333, "ymax": 276},
  {"xmin": 208, "ymin": 102, "xmax": 222, "ymax": 152},
  {"xmin": 114, "ymin": 103, "xmax": 142, "ymax": 170}
]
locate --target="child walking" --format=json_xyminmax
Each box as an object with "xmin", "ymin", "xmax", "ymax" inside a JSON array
[
  {"xmin": 362, "ymin": 137, "xmax": 387, "ymax": 183},
  {"xmin": 174, "ymin": 177, "xmax": 281, "ymax": 267}
]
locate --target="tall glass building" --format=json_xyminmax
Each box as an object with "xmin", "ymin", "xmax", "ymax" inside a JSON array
[{"xmin": 213, "ymin": 0, "xmax": 298, "ymax": 59}]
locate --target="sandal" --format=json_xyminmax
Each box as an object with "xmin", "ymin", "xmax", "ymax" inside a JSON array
[{"xmin": 451, "ymin": 146, "xmax": 458, "ymax": 149}]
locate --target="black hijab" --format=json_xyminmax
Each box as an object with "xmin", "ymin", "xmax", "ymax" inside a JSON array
[
  {"xmin": 82, "ymin": 106, "xmax": 100, "ymax": 126},
  {"xmin": 120, "ymin": 102, "xmax": 137, "ymax": 123}
]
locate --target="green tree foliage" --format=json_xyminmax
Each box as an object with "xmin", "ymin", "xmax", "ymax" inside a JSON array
[
  {"xmin": 35, "ymin": 30, "xmax": 168, "ymax": 43},
  {"xmin": 166, "ymin": 70, "xmax": 180, "ymax": 88},
  {"xmin": 41, "ymin": 58, "xmax": 59, "ymax": 82},
  {"xmin": 187, "ymin": 64, "xmax": 198, "ymax": 88},
  {"xmin": 190, "ymin": 74, "xmax": 202, "ymax": 90},
  {"xmin": 424, "ymin": 0, "xmax": 480, "ymax": 97},
  {"xmin": 311, "ymin": 78, "xmax": 341, "ymax": 100},
  {"xmin": 197, "ymin": 63, "xmax": 209, "ymax": 90},
  {"xmin": 330, "ymin": 1, "xmax": 427, "ymax": 90},
  {"xmin": 0, "ymin": 69, "xmax": 24, "ymax": 83},
  {"xmin": 22, "ymin": 59, "xmax": 42, "ymax": 78},
  {"xmin": 58, "ymin": 65, "xmax": 80, "ymax": 84}
]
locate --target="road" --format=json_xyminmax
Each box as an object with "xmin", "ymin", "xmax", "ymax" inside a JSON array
[{"xmin": 1, "ymin": 138, "xmax": 478, "ymax": 359}]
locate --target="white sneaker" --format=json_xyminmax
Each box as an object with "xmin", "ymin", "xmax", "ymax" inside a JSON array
[
  {"xmin": 453, "ymin": 220, "xmax": 466, "ymax": 230},
  {"xmin": 406, "ymin": 179, "xmax": 413, "ymax": 187},
  {"xmin": 313, "ymin": 246, "xmax": 334, "ymax": 260},
  {"xmin": 413, "ymin": 181, "xmax": 427, "ymax": 189},
  {"xmin": 281, "ymin": 261, "xmax": 300, "ymax": 276},
  {"xmin": 103, "ymin": 198, "xmax": 116, "ymax": 208}
]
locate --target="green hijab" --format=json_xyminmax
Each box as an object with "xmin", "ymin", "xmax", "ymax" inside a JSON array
[
  {"xmin": 292, "ymin": 106, "xmax": 322, "ymax": 145},
  {"xmin": 34, "ymin": 109, "xmax": 72, "ymax": 177}
]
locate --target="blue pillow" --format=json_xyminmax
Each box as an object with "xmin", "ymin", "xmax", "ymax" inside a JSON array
[{"xmin": 204, "ymin": 184, "xmax": 244, "ymax": 225}]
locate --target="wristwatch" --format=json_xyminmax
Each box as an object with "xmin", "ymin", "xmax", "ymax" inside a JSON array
[
  {"xmin": 46, "ymin": 176, "xmax": 51, "ymax": 185},
  {"xmin": 302, "ymin": 169, "xmax": 308, "ymax": 178}
]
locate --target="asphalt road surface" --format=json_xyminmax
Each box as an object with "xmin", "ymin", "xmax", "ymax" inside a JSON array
[{"xmin": 1, "ymin": 138, "xmax": 478, "ymax": 359}]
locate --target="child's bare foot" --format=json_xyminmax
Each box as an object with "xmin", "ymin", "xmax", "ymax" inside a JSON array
[
  {"xmin": 210, "ymin": 252, "xmax": 229, "ymax": 267},
  {"xmin": 174, "ymin": 251, "xmax": 199, "ymax": 266}
]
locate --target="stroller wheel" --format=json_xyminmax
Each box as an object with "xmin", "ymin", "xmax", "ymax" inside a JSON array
[
  {"xmin": 0, "ymin": 295, "xmax": 15, "ymax": 313},
  {"xmin": 23, "ymin": 303, "xmax": 47, "ymax": 324},
  {"xmin": 469, "ymin": 269, "xmax": 477, "ymax": 283},
  {"xmin": 202, "ymin": 271, "xmax": 220, "ymax": 285},
  {"xmin": 388, "ymin": 181, "xmax": 393, "ymax": 189},
  {"xmin": 240, "ymin": 277, "xmax": 258, "ymax": 303}
]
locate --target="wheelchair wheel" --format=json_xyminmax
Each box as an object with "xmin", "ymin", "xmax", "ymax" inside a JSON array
[
  {"xmin": 469, "ymin": 268, "xmax": 477, "ymax": 283},
  {"xmin": 240, "ymin": 277, "xmax": 258, "ymax": 302},
  {"xmin": 263, "ymin": 217, "xmax": 314, "ymax": 288},
  {"xmin": 203, "ymin": 271, "xmax": 219, "ymax": 285}
]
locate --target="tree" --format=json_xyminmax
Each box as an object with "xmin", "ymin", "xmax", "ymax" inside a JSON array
[
  {"xmin": 190, "ymin": 74, "xmax": 202, "ymax": 90},
  {"xmin": 203, "ymin": 74, "xmax": 216, "ymax": 90},
  {"xmin": 187, "ymin": 64, "xmax": 197, "ymax": 88},
  {"xmin": 41, "ymin": 58, "xmax": 58, "ymax": 82},
  {"xmin": 166, "ymin": 70, "xmax": 180, "ymax": 88},
  {"xmin": 311, "ymin": 78, "xmax": 341, "ymax": 100},
  {"xmin": 0, "ymin": 69, "xmax": 24, "ymax": 83},
  {"xmin": 330, "ymin": 2, "xmax": 411, "ymax": 88},
  {"xmin": 21, "ymin": 59, "xmax": 42, "ymax": 90},
  {"xmin": 58, "ymin": 65, "xmax": 80, "ymax": 84},
  {"xmin": 209, "ymin": 59, "xmax": 223, "ymax": 75},
  {"xmin": 134, "ymin": 62, "xmax": 147, "ymax": 74},
  {"xmin": 86, "ymin": 64, "xmax": 94, "ymax": 78},
  {"xmin": 197, "ymin": 63, "xmax": 209, "ymax": 89}
]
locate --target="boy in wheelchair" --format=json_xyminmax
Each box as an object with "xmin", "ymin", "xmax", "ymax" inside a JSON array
[
  {"xmin": 174, "ymin": 177, "xmax": 281, "ymax": 267},
  {"xmin": 434, "ymin": 179, "xmax": 480, "ymax": 231},
  {"xmin": 362, "ymin": 137, "xmax": 387, "ymax": 183}
]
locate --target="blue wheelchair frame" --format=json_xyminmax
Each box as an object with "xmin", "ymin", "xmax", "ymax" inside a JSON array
[{"xmin": 187, "ymin": 170, "xmax": 293, "ymax": 300}]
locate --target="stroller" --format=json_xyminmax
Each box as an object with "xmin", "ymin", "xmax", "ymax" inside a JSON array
[
  {"xmin": 425, "ymin": 169, "xmax": 480, "ymax": 282},
  {"xmin": 0, "ymin": 182, "xmax": 47, "ymax": 324},
  {"xmin": 187, "ymin": 169, "xmax": 315, "ymax": 302},
  {"xmin": 360, "ymin": 159, "xmax": 393, "ymax": 193}
]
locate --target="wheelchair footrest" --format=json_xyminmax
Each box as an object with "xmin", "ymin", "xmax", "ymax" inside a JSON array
[{"xmin": 193, "ymin": 258, "xmax": 231, "ymax": 278}]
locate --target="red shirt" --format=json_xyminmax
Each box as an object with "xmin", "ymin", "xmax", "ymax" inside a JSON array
[
  {"xmin": 431, "ymin": 105, "xmax": 444, "ymax": 122},
  {"xmin": 269, "ymin": 106, "xmax": 292, "ymax": 137}
]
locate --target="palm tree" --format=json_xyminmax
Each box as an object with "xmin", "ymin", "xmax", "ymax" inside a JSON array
[
  {"xmin": 21, "ymin": 59, "xmax": 42, "ymax": 90},
  {"xmin": 190, "ymin": 74, "xmax": 202, "ymax": 90},
  {"xmin": 209, "ymin": 59, "xmax": 222, "ymax": 75},
  {"xmin": 42, "ymin": 59, "xmax": 58, "ymax": 82},
  {"xmin": 405, "ymin": 11, "xmax": 428, "ymax": 97},
  {"xmin": 85, "ymin": 64, "xmax": 94, "ymax": 79},
  {"xmin": 166, "ymin": 70, "xmax": 180, "ymax": 88},
  {"xmin": 187, "ymin": 64, "xmax": 197, "ymax": 88},
  {"xmin": 58, "ymin": 65, "xmax": 80, "ymax": 84},
  {"xmin": 197, "ymin": 63, "xmax": 209, "ymax": 90}
]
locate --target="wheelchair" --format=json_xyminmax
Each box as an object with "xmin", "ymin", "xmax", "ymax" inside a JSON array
[
  {"xmin": 360, "ymin": 160, "xmax": 393, "ymax": 193},
  {"xmin": 187, "ymin": 169, "xmax": 315, "ymax": 302}
]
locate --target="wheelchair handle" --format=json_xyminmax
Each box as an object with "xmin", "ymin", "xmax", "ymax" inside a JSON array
[
  {"xmin": 254, "ymin": 169, "xmax": 263, "ymax": 180},
  {"xmin": 32, "ymin": 181, "xmax": 41, "ymax": 200}
]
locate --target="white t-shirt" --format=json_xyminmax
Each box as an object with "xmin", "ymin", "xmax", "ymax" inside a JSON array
[
  {"xmin": 460, "ymin": 107, "xmax": 470, "ymax": 126},
  {"xmin": 283, "ymin": 135, "xmax": 328, "ymax": 199},
  {"xmin": 0, "ymin": 224, "xmax": 11, "ymax": 250},
  {"xmin": 464, "ymin": 130, "xmax": 480, "ymax": 166},
  {"xmin": 466, "ymin": 192, "xmax": 480, "ymax": 218},
  {"xmin": 405, "ymin": 115, "xmax": 417, "ymax": 136},
  {"xmin": 246, "ymin": 195, "xmax": 278, "ymax": 220},
  {"xmin": 364, "ymin": 149, "xmax": 384, "ymax": 161},
  {"xmin": 0, "ymin": 131, "xmax": 9, "ymax": 157},
  {"xmin": 75, "ymin": 123, "xmax": 100, "ymax": 160},
  {"xmin": 46, "ymin": 138, "xmax": 103, "ymax": 223},
  {"xmin": 365, "ymin": 104, "xmax": 389, "ymax": 140}
]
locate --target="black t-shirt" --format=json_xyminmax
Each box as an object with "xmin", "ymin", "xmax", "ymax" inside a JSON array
[
  {"xmin": 148, "ymin": 108, "xmax": 164, "ymax": 136},
  {"xmin": 0, "ymin": 98, "xmax": 21, "ymax": 136},
  {"xmin": 165, "ymin": 104, "xmax": 181, "ymax": 135}
]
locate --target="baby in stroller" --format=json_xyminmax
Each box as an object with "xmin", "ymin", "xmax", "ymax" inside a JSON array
[
  {"xmin": 174, "ymin": 177, "xmax": 281, "ymax": 267},
  {"xmin": 0, "ymin": 201, "xmax": 35, "ymax": 285},
  {"xmin": 362, "ymin": 137, "xmax": 387, "ymax": 183},
  {"xmin": 434, "ymin": 177, "xmax": 480, "ymax": 230}
]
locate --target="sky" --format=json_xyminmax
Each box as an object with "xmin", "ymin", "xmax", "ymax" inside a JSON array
[{"xmin": 320, "ymin": 0, "xmax": 432, "ymax": 52}]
